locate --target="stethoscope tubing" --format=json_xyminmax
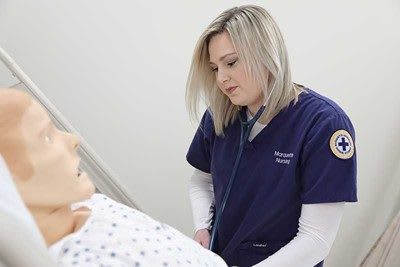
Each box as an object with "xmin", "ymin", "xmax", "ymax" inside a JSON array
[
  {"xmin": 208, "ymin": 82, "xmax": 277, "ymax": 252},
  {"xmin": 208, "ymin": 104, "xmax": 266, "ymax": 251}
]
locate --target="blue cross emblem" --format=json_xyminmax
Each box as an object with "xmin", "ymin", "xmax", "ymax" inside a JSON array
[
  {"xmin": 336, "ymin": 135, "xmax": 351, "ymax": 153},
  {"xmin": 338, "ymin": 137, "xmax": 349, "ymax": 151}
]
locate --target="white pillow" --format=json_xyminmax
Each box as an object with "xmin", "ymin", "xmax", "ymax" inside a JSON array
[{"xmin": 0, "ymin": 154, "xmax": 55, "ymax": 266}]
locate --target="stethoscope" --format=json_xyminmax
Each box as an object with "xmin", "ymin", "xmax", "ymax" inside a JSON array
[{"xmin": 208, "ymin": 86, "xmax": 276, "ymax": 252}]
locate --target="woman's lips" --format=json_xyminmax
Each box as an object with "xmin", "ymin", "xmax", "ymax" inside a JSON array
[{"xmin": 226, "ymin": 86, "xmax": 238, "ymax": 94}]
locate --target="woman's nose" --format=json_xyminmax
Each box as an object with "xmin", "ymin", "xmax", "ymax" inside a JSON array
[{"xmin": 217, "ymin": 69, "xmax": 230, "ymax": 84}]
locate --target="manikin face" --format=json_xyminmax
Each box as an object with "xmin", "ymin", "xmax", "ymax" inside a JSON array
[
  {"xmin": 15, "ymin": 99, "xmax": 95, "ymax": 208},
  {"xmin": 208, "ymin": 31, "xmax": 264, "ymax": 112}
]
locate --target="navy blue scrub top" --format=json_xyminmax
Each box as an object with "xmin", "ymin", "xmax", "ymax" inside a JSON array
[{"xmin": 186, "ymin": 89, "xmax": 357, "ymax": 267}]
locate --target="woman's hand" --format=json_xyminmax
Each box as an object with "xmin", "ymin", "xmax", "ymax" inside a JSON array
[{"xmin": 194, "ymin": 228, "xmax": 211, "ymax": 249}]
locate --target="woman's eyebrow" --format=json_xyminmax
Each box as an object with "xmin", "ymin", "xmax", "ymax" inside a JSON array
[{"xmin": 209, "ymin": 52, "xmax": 237, "ymax": 64}]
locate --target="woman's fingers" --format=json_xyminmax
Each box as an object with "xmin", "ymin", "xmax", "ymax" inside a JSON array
[{"xmin": 194, "ymin": 229, "xmax": 211, "ymax": 248}]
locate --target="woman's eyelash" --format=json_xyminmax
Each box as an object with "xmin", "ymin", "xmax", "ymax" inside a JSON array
[
  {"xmin": 210, "ymin": 60, "xmax": 237, "ymax": 72},
  {"xmin": 227, "ymin": 60, "xmax": 237, "ymax": 66}
]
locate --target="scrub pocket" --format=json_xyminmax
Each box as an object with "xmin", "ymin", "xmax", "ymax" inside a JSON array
[{"xmin": 238, "ymin": 240, "xmax": 289, "ymax": 266}]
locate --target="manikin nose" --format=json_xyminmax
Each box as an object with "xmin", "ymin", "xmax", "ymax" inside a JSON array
[{"xmin": 68, "ymin": 133, "xmax": 80, "ymax": 151}]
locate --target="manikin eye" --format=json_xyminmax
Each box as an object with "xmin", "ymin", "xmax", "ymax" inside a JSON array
[{"xmin": 45, "ymin": 135, "xmax": 53, "ymax": 143}]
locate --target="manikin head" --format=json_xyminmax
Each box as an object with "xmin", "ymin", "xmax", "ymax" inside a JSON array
[{"xmin": 0, "ymin": 89, "xmax": 95, "ymax": 210}]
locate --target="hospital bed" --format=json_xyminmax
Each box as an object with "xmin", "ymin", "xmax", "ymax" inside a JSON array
[{"xmin": 0, "ymin": 46, "xmax": 139, "ymax": 266}]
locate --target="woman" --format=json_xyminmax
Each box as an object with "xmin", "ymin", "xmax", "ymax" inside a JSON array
[{"xmin": 185, "ymin": 5, "xmax": 357, "ymax": 267}]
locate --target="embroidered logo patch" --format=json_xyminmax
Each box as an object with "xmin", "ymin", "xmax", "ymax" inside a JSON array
[{"xmin": 329, "ymin": 130, "xmax": 354, "ymax": 159}]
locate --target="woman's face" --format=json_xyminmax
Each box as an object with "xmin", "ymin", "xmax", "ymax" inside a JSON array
[
  {"xmin": 208, "ymin": 31, "xmax": 264, "ymax": 113},
  {"xmin": 15, "ymin": 99, "xmax": 95, "ymax": 208}
]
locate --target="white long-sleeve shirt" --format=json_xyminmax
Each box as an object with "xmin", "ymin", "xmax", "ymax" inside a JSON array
[{"xmin": 189, "ymin": 111, "xmax": 345, "ymax": 267}]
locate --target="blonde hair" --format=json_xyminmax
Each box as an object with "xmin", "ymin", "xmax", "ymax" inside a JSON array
[{"xmin": 186, "ymin": 5, "xmax": 302, "ymax": 135}]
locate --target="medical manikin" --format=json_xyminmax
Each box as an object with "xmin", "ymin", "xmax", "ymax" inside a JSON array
[{"xmin": 0, "ymin": 89, "xmax": 226, "ymax": 266}]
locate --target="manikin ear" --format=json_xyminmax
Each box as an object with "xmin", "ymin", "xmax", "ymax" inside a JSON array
[
  {"xmin": 0, "ymin": 155, "xmax": 56, "ymax": 266},
  {"xmin": 0, "ymin": 132, "xmax": 34, "ymax": 183}
]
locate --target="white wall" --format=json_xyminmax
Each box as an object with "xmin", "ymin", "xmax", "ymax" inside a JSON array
[{"xmin": 1, "ymin": 1, "xmax": 399, "ymax": 266}]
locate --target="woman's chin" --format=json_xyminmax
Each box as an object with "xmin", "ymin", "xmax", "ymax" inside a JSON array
[
  {"xmin": 227, "ymin": 95, "xmax": 241, "ymax": 105},
  {"xmin": 230, "ymin": 98, "xmax": 246, "ymax": 107}
]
